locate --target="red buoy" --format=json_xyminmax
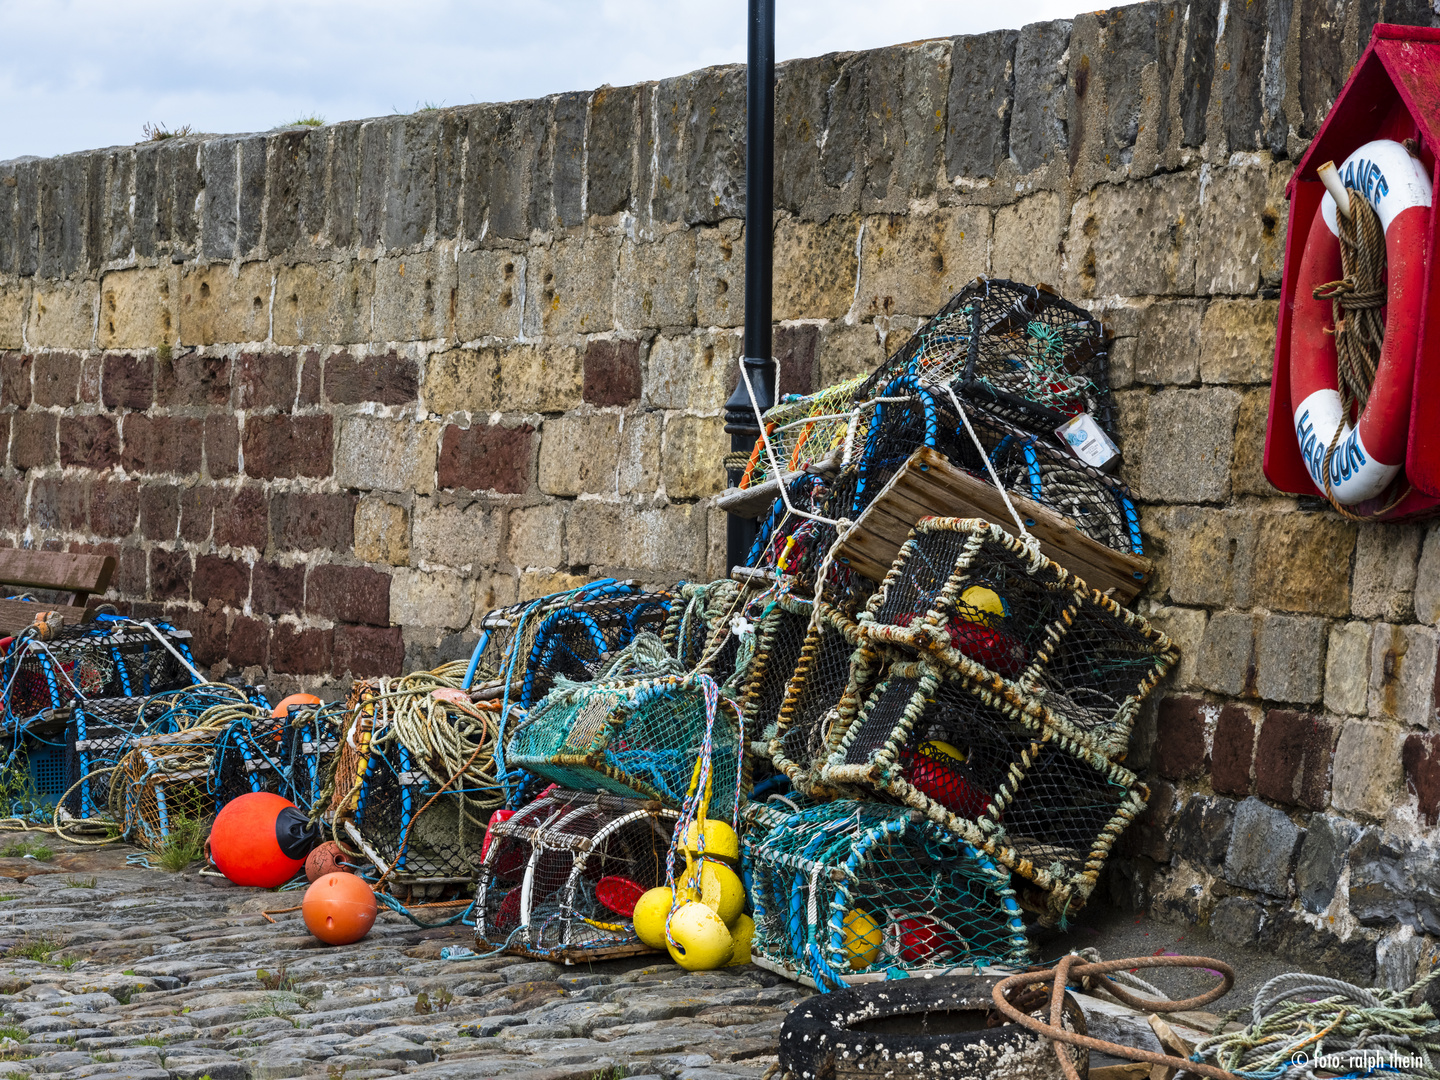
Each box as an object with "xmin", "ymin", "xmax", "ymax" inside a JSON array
[
  {"xmin": 303, "ymin": 873, "xmax": 378, "ymax": 946},
  {"xmin": 209, "ymin": 792, "xmax": 318, "ymax": 888},
  {"xmin": 305, "ymin": 841, "xmax": 349, "ymax": 882}
]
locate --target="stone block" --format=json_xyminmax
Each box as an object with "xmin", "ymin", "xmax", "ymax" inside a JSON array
[
  {"xmin": 989, "ymin": 191, "xmax": 1067, "ymax": 289},
  {"xmin": 412, "ymin": 498, "xmax": 503, "ymax": 570},
  {"xmin": 11, "ymin": 411, "xmax": 56, "ymax": 471},
  {"xmin": 193, "ymin": 554, "xmax": 250, "ymax": 606},
  {"xmin": 214, "ymin": 485, "xmax": 268, "ymax": 550},
  {"xmin": 102, "ymin": 353, "xmax": 155, "ymax": 411},
  {"xmin": 620, "ymin": 502, "xmax": 708, "ymax": 576},
  {"xmin": 696, "ymin": 221, "xmax": 743, "ymax": 328},
  {"xmin": 564, "ymin": 499, "xmax": 625, "ymax": 569},
  {"xmin": 1198, "ymin": 299, "xmax": 1278, "ymax": 385},
  {"xmin": 148, "ymin": 547, "xmax": 193, "ymax": 601},
  {"xmin": 1331, "ymin": 720, "xmax": 1406, "ymax": 820},
  {"xmin": 1143, "ymin": 606, "xmax": 1206, "ymax": 689},
  {"xmin": 454, "ymin": 249, "xmax": 524, "ymax": 341},
  {"xmin": 307, "ymin": 564, "xmax": 390, "ymax": 626},
  {"xmin": 0, "ymin": 283, "xmax": 27, "ymax": 349},
  {"xmin": 947, "ymin": 30, "xmax": 1018, "ymax": 180},
  {"xmin": 139, "ymin": 486, "xmax": 180, "ymax": 542},
  {"xmin": 773, "ymin": 53, "xmax": 861, "ymax": 222},
  {"xmin": 390, "ymin": 569, "xmax": 474, "ymax": 632},
  {"xmin": 332, "ymin": 624, "xmax": 404, "ymax": 678},
  {"xmin": 1352, "ymin": 525, "xmax": 1423, "ymax": 622},
  {"xmin": 1211, "ymin": 703, "xmax": 1258, "ymax": 797},
  {"xmin": 241, "ymin": 415, "xmax": 333, "ymax": 481},
  {"xmin": 519, "ymin": 569, "xmax": 590, "ymax": 602},
  {"xmin": 615, "ymin": 230, "xmax": 697, "ymax": 330},
  {"xmin": 158, "ymin": 351, "xmax": 232, "ymax": 408},
  {"xmin": 270, "ymin": 491, "xmax": 355, "ymax": 553},
  {"xmin": 1195, "ymin": 161, "xmax": 1268, "ymax": 296},
  {"xmin": 1260, "ymin": 908, "xmax": 1377, "ymax": 986},
  {"xmin": 423, "ymin": 347, "xmax": 499, "ymax": 416},
  {"xmin": 1255, "ymin": 614, "xmax": 1327, "ymax": 704},
  {"xmin": 1230, "ymin": 388, "xmax": 1277, "ymax": 497},
  {"xmin": 273, "ymin": 261, "xmax": 375, "ymax": 346},
  {"xmin": 1326, "ymin": 621, "xmax": 1373, "ymax": 716},
  {"xmin": 1348, "ymin": 829, "xmax": 1440, "ymax": 935},
  {"xmin": 438, "ymin": 421, "xmax": 534, "ymax": 494},
  {"xmin": 818, "ymin": 322, "xmax": 887, "ymax": 389},
  {"xmin": 234, "ymin": 351, "xmax": 296, "ymax": 411},
  {"xmin": 373, "ymin": 251, "xmax": 456, "ymax": 343},
  {"xmin": 661, "ymin": 415, "xmax": 726, "ymax": 499},
  {"xmin": 1132, "ymin": 301, "xmax": 1201, "ymax": 386},
  {"xmin": 857, "ymin": 207, "xmax": 990, "ymax": 319},
  {"xmin": 1416, "ymin": 523, "xmax": 1440, "ymax": 625},
  {"xmin": 98, "ymin": 268, "xmax": 178, "ymax": 351},
  {"xmin": 1117, "ymin": 777, "xmax": 1177, "ymax": 863},
  {"xmin": 474, "ymin": 571, "xmax": 519, "ymax": 613},
  {"xmin": 0, "ymin": 352, "xmax": 31, "ymax": 409},
  {"xmin": 1403, "ymin": 733, "xmax": 1440, "ymax": 826},
  {"xmin": 251, "ymin": 560, "xmax": 304, "ymax": 616},
  {"xmin": 205, "ymin": 415, "xmax": 240, "ymax": 479},
  {"xmin": 121, "ymin": 415, "xmax": 205, "ymax": 477},
  {"xmin": 506, "ymin": 503, "xmax": 565, "ymax": 570},
  {"xmin": 496, "ymin": 343, "xmax": 583, "ymax": 414},
  {"xmin": 334, "ymin": 416, "xmax": 437, "ymax": 494},
  {"xmin": 89, "ymin": 479, "xmax": 139, "ymax": 537},
  {"xmin": 583, "ymin": 339, "xmax": 642, "ymax": 407},
  {"xmin": 1065, "ymin": 172, "xmax": 1198, "ymax": 298},
  {"xmin": 1296, "ymin": 813, "xmax": 1360, "ymax": 914},
  {"xmin": 643, "ymin": 330, "xmax": 741, "ymax": 412},
  {"xmin": 617, "ymin": 410, "xmax": 663, "ymax": 497},
  {"xmin": 523, "ymin": 235, "xmax": 617, "ymax": 337},
  {"xmin": 587, "ymin": 84, "xmax": 638, "ymax": 219},
  {"xmin": 1195, "ymin": 611, "xmax": 1258, "ymax": 697},
  {"xmin": 58, "ymin": 414, "xmax": 119, "ymax": 471},
  {"xmin": 1376, "ymin": 929, "xmax": 1424, "ymax": 992},
  {"xmin": 1369, "ymin": 623, "xmax": 1439, "ymax": 727},
  {"xmin": 177, "ymin": 262, "xmax": 272, "ymax": 346},
  {"xmin": 1137, "ymin": 388, "xmax": 1240, "ymax": 503},
  {"xmin": 324, "ymin": 350, "xmax": 419, "ymax": 406},
  {"xmin": 1225, "ymin": 796, "xmax": 1302, "ymax": 897},
  {"xmin": 1210, "ymin": 897, "xmax": 1264, "ymax": 948},
  {"xmin": 354, "ymin": 498, "xmax": 410, "ymax": 566},
  {"xmin": 26, "ymin": 281, "xmax": 97, "ymax": 348},
  {"xmin": 538, "ymin": 413, "xmax": 620, "ymax": 496},
  {"xmin": 1256, "ymin": 710, "xmax": 1338, "ymax": 809},
  {"xmin": 1153, "ymin": 695, "xmax": 1208, "ymax": 780},
  {"xmin": 177, "ymin": 486, "xmax": 215, "ymax": 543},
  {"xmin": 1252, "ymin": 513, "xmax": 1356, "ymax": 617},
  {"xmin": 1174, "ymin": 793, "xmax": 1235, "ymax": 868},
  {"xmin": 772, "ymin": 215, "xmax": 861, "ymax": 321}
]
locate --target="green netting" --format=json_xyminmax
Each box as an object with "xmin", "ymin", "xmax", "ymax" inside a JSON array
[
  {"xmin": 506, "ymin": 672, "xmax": 746, "ymax": 812},
  {"xmin": 741, "ymin": 798, "xmax": 1032, "ymax": 990}
]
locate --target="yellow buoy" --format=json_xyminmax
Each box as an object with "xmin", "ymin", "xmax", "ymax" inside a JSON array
[
  {"xmin": 667, "ymin": 901, "xmax": 734, "ymax": 971},
  {"xmin": 922, "ymin": 739, "xmax": 966, "ymax": 763},
  {"xmin": 679, "ymin": 818, "xmax": 740, "ymax": 861},
  {"xmin": 726, "ymin": 912, "xmax": 755, "ymax": 966},
  {"xmin": 959, "ymin": 585, "xmax": 1006, "ymax": 626},
  {"xmin": 681, "ymin": 859, "xmax": 746, "ymax": 926},
  {"xmin": 633, "ymin": 886, "xmax": 676, "ymax": 950},
  {"xmin": 843, "ymin": 908, "xmax": 883, "ymax": 970}
]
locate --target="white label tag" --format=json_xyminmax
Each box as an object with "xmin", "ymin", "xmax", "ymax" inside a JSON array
[{"xmin": 1055, "ymin": 412, "xmax": 1120, "ymax": 471}]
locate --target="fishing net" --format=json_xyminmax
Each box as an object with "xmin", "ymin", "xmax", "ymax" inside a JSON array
[
  {"xmin": 517, "ymin": 589, "xmax": 673, "ymax": 708},
  {"xmin": 474, "ymin": 788, "xmax": 680, "ymax": 960},
  {"xmin": 281, "ymin": 704, "xmax": 342, "ymax": 814},
  {"xmin": 741, "ymin": 798, "xmax": 1032, "ymax": 990},
  {"xmin": 858, "ymin": 519, "xmax": 1174, "ymax": 758},
  {"xmin": 328, "ymin": 666, "xmax": 506, "ymax": 893},
  {"xmin": 211, "ymin": 710, "xmax": 289, "ymax": 810},
  {"xmin": 660, "ymin": 580, "xmax": 744, "ymax": 670},
  {"xmin": 735, "ymin": 594, "xmax": 814, "ymax": 744},
  {"xmin": 818, "ymin": 652, "xmax": 1147, "ymax": 919},
  {"xmin": 737, "ymin": 376, "xmax": 873, "ymax": 491},
  {"xmin": 62, "ymin": 696, "xmax": 147, "ymax": 821},
  {"xmin": 768, "ymin": 604, "xmax": 862, "ymax": 795},
  {"xmin": 1, "ymin": 619, "xmax": 198, "ymax": 727},
  {"xmin": 855, "ymin": 278, "xmax": 1117, "ymax": 439}
]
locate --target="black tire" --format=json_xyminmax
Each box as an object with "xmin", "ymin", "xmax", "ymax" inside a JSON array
[{"xmin": 778, "ymin": 975, "xmax": 1088, "ymax": 1080}]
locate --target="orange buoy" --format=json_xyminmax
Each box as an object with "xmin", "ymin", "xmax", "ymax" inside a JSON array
[
  {"xmin": 305, "ymin": 841, "xmax": 349, "ymax": 882},
  {"xmin": 272, "ymin": 693, "xmax": 322, "ymax": 719},
  {"xmin": 303, "ymin": 872, "xmax": 378, "ymax": 945},
  {"xmin": 209, "ymin": 792, "xmax": 319, "ymax": 888}
]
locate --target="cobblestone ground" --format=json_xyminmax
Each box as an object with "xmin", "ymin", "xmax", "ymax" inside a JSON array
[{"xmin": 0, "ymin": 832, "xmax": 805, "ymax": 1080}]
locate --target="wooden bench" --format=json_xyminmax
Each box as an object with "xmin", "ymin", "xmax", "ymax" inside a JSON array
[{"xmin": 0, "ymin": 549, "xmax": 117, "ymax": 636}]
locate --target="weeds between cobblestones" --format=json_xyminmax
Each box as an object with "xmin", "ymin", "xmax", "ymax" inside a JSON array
[{"xmin": 0, "ymin": 832, "xmax": 803, "ymax": 1080}]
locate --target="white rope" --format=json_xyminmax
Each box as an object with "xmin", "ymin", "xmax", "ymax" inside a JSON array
[
  {"xmin": 939, "ymin": 383, "xmax": 1036, "ymax": 548},
  {"xmin": 140, "ymin": 621, "xmax": 207, "ymax": 684}
]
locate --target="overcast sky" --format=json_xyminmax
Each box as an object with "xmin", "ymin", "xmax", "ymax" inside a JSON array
[{"xmin": 0, "ymin": 0, "xmax": 1081, "ymax": 162}]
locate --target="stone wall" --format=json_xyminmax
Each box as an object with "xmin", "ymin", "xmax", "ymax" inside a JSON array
[{"xmin": 3, "ymin": 0, "xmax": 1440, "ymax": 981}]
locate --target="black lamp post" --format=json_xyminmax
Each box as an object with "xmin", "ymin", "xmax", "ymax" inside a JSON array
[{"xmin": 722, "ymin": 0, "xmax": 777, "ymax": 573}]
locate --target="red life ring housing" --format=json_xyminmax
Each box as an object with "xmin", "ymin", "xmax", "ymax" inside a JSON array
[{"xmin": 1290, "ymin": 139, "xmax": 1432, "ymax": 505}]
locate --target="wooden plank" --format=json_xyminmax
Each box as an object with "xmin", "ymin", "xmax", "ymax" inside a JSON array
[
  {"xmin": 0, "ymin": 550, "xmax": 115, "ymax": 601},
  {"xmin": 833, "ymin": 448, "xmax": 1152, "ymax": 604},
  {"xmin": 0, "ymin": 598, "xmax": 89, "ymax": 637}
]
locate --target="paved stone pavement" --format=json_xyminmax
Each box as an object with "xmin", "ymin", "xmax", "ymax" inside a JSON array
[{"xmin": 0, "ymin": 831, "xmax": 807, "ymax": 1080}]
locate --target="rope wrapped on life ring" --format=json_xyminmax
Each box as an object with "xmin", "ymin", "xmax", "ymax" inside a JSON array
[{"xmin": 1290, "ymin": 138, "xmax": 1432, "ymax": 508}]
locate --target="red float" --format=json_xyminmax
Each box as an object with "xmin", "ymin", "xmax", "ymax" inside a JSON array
[
  {"xmin": 209, "ymin": 792, "xmax": 317, "ymax": 888},
  {"xmin": 305, "ymin": 841, "xmax": 349, "ymax": 882},
  {"xmin": 303, "ymin": 873, "xmax": 378, "ymax": 946}
]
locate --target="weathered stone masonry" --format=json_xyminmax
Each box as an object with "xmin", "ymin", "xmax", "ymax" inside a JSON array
[{"xmin": 4, "ymin": 0, "xmax": 1440, "ymax": 979}]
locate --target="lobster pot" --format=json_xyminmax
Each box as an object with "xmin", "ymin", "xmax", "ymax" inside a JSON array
[
  {"xmin": 736, "ymin": 595, "xmax": 814, "ymax": 740},
  {"xmin": 62, "ymin": 696, "xmax": 147, "ymax": 820},
  {"xmin": 475, "ymin": 789, "xmax": 680, "ymax": 961},
  {"xmin": 518, "ymin": 590, "xmax": 673, "ymax": 707},
  {"xmin": 115, "ymin": 739, "xmax": 215, "ymax": 852},
  {"xmin": 860, "ymin": 519, "xmax": 1175, "ymax": 759},
  {"xmin": 211, "ymin": 714, "xmax": 289, "ymax": 810},
  {"xmin": 737, "ymin": 376, "xmax": 872, "ymax": 491},
  {"xmin": 819, "ymin": 655, "xmax": 1146, "ymax": 918},
  {"xmin": 855, "ymin": 278, "xmax": 1118, "ymax": 439},
  {"xmin": 742, "ymin": 800, "xmax": 1032, "ymax": 991},
  {"xmin": 1, "ymin": 620, "xmax": 198, "ymax": 726},
  {"xmin": 281, "ymin": 709, "xmax": 339, "ymax": 814},
  {"xmin": 507, "ymin": 674, "xmax": 746, "ymax": 811},
  {"xmin": 660, "ymin": 580, "xmax": 744, "ymax": 670},
  {"xmin": 768, "ymin": 605, "xmax": 861, "ymax": 793}
]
